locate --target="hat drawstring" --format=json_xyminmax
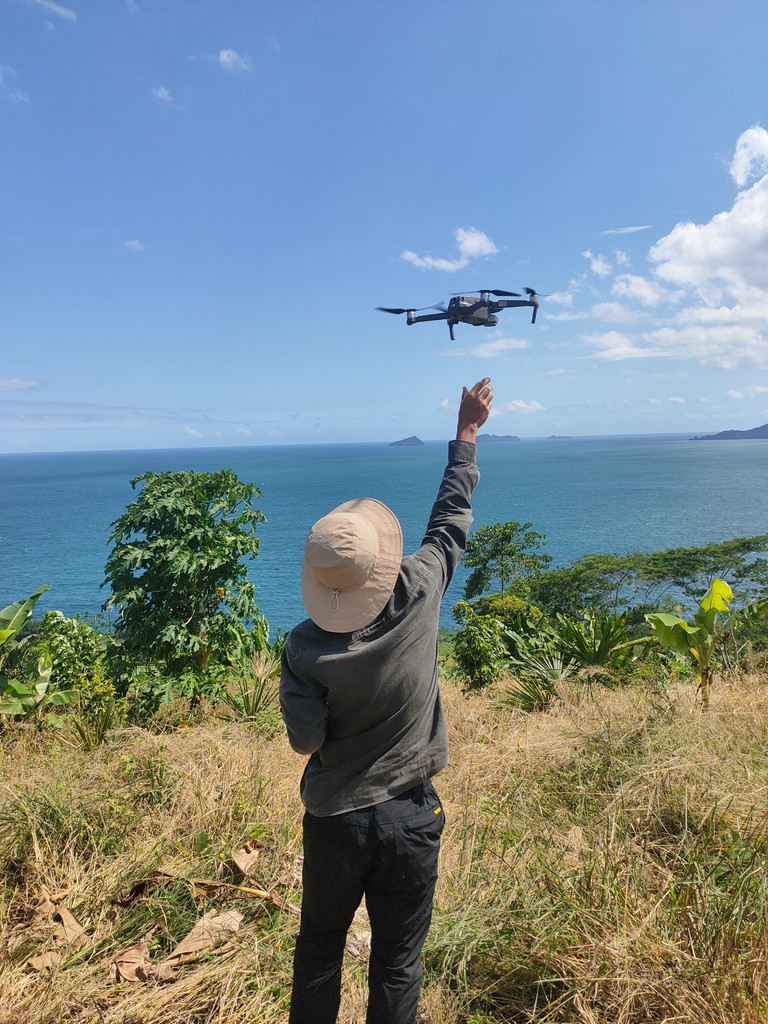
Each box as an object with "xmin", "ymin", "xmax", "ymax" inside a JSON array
[{"xmin": 329, "ymin": 588, "xmax": 341, "ymax": 613}]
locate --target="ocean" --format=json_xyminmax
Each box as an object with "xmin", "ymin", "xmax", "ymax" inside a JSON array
[{"xmin": 2, "ymin": 436, "xmax": 767, "ymax": 633}]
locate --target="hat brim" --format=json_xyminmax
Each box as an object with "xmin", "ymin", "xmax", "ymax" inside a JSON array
[{"xmin": 301, "ymin": 497, "xmax": 403, "ymax": 633}]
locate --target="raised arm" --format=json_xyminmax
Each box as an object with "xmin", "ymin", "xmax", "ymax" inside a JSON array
[
  {"xmin": 417, "ymin": 378, "xmax": 493, "ymax": 591},
  {"xmin": 456, "ymin": 377, "xmax": 493, "ymax": 443}
]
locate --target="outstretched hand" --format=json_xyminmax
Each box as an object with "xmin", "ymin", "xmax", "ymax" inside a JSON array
[{"xmin": 456, "ymin": 378, "xmax": 493, "ymax": 442}]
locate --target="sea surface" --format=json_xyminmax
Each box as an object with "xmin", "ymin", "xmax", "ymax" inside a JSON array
[{"xmin": 2, "ymin": 436, "xmax": 768, "ymax": 633}]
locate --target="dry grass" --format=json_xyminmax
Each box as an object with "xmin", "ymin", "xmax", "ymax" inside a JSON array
[{"xmin": 2, "ymin": 672, "xmax": 768, "ymax": 1023}]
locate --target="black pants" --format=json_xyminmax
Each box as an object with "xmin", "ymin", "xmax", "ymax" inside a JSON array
[{"xmin": 289, "ymin": 781, "xmax": 445, "ymax": 1024}]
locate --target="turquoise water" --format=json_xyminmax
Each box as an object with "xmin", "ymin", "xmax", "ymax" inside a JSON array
[{"xmin": 2, "ymin": 436, "xmax": 767, "ymax": 632}]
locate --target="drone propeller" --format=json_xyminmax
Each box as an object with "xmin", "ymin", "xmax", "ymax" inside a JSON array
[
  {"xmin": 451, "ymin": 289, "xmax": 521, "ymax": 298},
  {"xmin": 376, "ymin": 303, "xmax": 443, "ymax": 315}
]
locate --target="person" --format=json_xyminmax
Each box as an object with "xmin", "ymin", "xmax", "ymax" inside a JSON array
[{"xmin": 279, "ymin": 377, "xmax": 494, "ymax": 1024}]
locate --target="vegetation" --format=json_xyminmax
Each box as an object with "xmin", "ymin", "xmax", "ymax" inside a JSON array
[
  {"xmin": 104, "ymin": 469, "xmax": 268, "ymax": 680},
  {"xmin": 2, "ymin": 672, "xmax": 768, "ymax": 1023},
  {"xmin": 463, "ymin": 521, "xmax": 551, "ymax": 600},
  {"xmin": 4, "ymin": 500, "xmax": 768, "ymax": 1021}
]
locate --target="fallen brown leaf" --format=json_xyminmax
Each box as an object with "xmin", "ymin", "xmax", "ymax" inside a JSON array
[
  {"xmin": 29, "ymin": 951, "xmax": 62, "ymax": 971},
  {"xmin": 231, "ymin": 840, "xmax": 264, "ymax": 876}
]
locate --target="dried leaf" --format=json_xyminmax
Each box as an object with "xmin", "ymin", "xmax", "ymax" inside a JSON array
[
  {"xmin": 29, "ymin": 951, "xmax": 62, "ymax": 971},
  {"xmin": 52, "ymin": 906, "xmax": 87, "ymax": 948},
  {"xmin": 111, "ymin": 929, "xmax": 156, "ymax": 983},
  {"xmin": 231, "ymin": 840, "xmax": 264, "ymax": 876},
  {"xmin": 158, "ymin": 909, "xmax": 243, "ymax": 969}
]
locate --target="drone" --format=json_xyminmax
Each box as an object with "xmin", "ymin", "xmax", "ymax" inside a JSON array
[{"xmin": 377, "ymin": 288, "xmax": 541, "ymax": 341}]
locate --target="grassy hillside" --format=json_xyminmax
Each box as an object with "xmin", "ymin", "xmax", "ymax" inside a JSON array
[{"xmin": 2, "ymin": 672, "xmax": 768, "ymax": 1023}]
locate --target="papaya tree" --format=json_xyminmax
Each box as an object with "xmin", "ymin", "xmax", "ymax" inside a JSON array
[{"xmin": 103, "ymin": 469, "xmax": 267, "ymax": 684}]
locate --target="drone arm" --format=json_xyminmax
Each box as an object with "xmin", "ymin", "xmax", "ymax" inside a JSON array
[{"xmin": 408, "ymin": 311, "xmax": 451, "ymax": 325}]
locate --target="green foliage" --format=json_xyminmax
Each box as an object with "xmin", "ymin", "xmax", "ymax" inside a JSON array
[
  {"xmin": 0, "ymin": 654, "xmax": 75, "ymax": 724},
  {"xmin": 0, "ymin": 585, "xmax": 50, "ymax": 671},
  {"xmin": 463, "ymin": 521, "xmax": 551, "ymax": 600},
  {"xmin": 220, "ymin": 651, "xmax": 282, "ymax": 735},
  {"xmin": 645, "ymin": 578, "xmax": 768, "ymax": 706},
  {"xmin": 551, "ymin": 612, "xmax": 651, "ymax": 669},
  {"xmin": 16, "ymin": 609, "xmax": 105, "ymax": 690},
  {"xmin": 451, "ymin": 602, "xmax": 510, "ymax": 689},
  {"xmin": 528, "ymin": 536, "xmax": 768, "ymax": 620},
  {"xmin": 103, "ymin": 469, "xmax": 268, "ymax": 685},
  {"xmin": 0, "ymin": 587, "xmax": 77, "ymax": 725}
]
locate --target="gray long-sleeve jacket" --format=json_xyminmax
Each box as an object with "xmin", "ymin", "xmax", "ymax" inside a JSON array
[{"xmin": 279, "ymin": 439, "xmax": 479, "ymax": 816}]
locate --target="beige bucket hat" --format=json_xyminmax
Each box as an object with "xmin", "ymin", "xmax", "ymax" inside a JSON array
[{"xmin": 301, "ymin": 497, "xmax": 403, "ymax": 633}]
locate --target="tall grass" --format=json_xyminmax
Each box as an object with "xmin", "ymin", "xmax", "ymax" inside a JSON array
[{"xmin": 1, "ymin": 673, "xmax": 767, "ymax": 1022}]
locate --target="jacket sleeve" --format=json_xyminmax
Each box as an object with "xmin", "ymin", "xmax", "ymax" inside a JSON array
[
  {"xmin": 279, "ymin": 643, "xmax": 328, "ymax": 755},
  {"xmin": 417, "ymin": 439, "xmax": 480, "ymax": 594}
]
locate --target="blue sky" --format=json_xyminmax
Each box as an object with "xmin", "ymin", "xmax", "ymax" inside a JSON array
[{"xmin": 2, "ymin": 0, "xmax": 768, "ymax": 452}]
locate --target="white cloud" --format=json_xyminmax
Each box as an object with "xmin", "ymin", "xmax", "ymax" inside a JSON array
[
  {"xmin": 546, "ymin": 310, "xmax": 590, "ymax": 322},
  {"xmin": 184, "ymin": 425, "xmax": 202, "ymax": 438},
  {"xmin": 152, "ymin": 86, "xmax": 173, "ymax": 103},
  {"xmin": 590, "ymin": 302, "xmax": 642, "ymax": 324},
  {"xmin": 584, "ymin": 129, "xmax": 768, "ymax": 372},
  {"xmin": 546, "ymin": 291, "xmax": 574, "ymax": 306},
  {"xmin": 124, "ymin": 239, "xmax": 144, "ymax": 251},
  {"xmin": 602, "ymin": 225, "xmax": 652, "ymax": 236},
  {"xmin": 669, "ymin": 396, "xmax": 686, "ymax": 404},
  {"xmin": 218, "ymin": 49, "xmax": 253, "ymax": 72},
  {"xmin": 0, "ymin": 66, "xmax": 29, "ymax": 104},
  {"xmin": 0, "ymin": 378, "xmax": 40, "ymax": 390},
  {"xmin": 730, "ymin": 125, "xmax": 768, "ymax": 188},
  {"xmin": 503, "ymin": 399, "xmax": 545, "ymax": 415},
  {"xmin": 583, "ymin": 249, "xmax": 611, "ymax": 276},
  {"xmin": 455, "ymin": 227, "xmax": 498, "ymax": 260},
  {"xmin": 582, "ymin": 330, "xmax": 658, "ymax": 361},
  {"xmin": 611, "ymin": 273, "xmax": 670, "ymax": 306},
  {"xmin": 648, "ymin": 398, "xmax": 662, "ymax": 405},
  {"xmin": 401, "ymin": 227, "xmax": 497, "ymax": 273},
  {"xmin": 727, "ymin": 389, "xmax": 744, "ymax": 398},
  {"xmin": 748, "ymin": 385, "xmax": 768, "ymax": 395},
  {"xmin": 32, "ymin": 0, "xmax": 77, "ymax": 21},
  {"xmin": 235, "ymin": 426, "xmax": 252, "ymax": 436},
  {"xmin": 446, "ymin": 337, "xmax": 529, "ymax": 359}
]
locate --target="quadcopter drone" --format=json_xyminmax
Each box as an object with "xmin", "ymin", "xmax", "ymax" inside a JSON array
[{"xmin": 377, "ymin": 288, "xmax": 541, "ymax": 341}]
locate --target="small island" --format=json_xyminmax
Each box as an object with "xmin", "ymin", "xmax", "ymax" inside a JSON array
[
  {"xmin": 389, "ymin": 435, "xmax": 425, "ymax": 447},
  {"xmin": 477, "ymin": 433, "xmax": 520, "ymax": 444},
  {"xmin": 691, "ymin": 423, "xmax": 768, "ymax": 440}
]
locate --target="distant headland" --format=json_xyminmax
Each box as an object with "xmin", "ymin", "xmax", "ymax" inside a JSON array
[
  {"xmin": 691, "ymin": 423, "xmax": 768, "ymax": 440},
  {"xmin": 389, "ymin": 435, "xmax": 425, "ymax": 447}
]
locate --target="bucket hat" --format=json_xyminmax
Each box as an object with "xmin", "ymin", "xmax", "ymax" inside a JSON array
[{"xmin": 301, "ymin": 497, "xmax": 403, "ymax": 632}]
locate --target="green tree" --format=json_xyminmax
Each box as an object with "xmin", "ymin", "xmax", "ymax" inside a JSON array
[
  {"xmin": 463, "ymin": 521, "xmax": 551, "ymax": 600},
  {"xmin": 527, "ymin": 536, "xmax": 768, "ymax": 620},
  {"xmin": 103, "ymin": 469, "xmax": 267, "ymax": 679}
]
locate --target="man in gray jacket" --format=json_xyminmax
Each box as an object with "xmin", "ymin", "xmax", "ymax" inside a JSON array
[{"xmin": 280, "ymin": 377, "xmax": 493, "ymax": 1024}]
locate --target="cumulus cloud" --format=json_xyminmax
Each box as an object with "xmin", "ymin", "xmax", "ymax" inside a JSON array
[
  {"xmin": 124, "ymin": 239, "xmax": 144, "ymax": 251},
  {"xmin": 730, "ymin": 125, "xmax": 768, "ymax": 187},
  {"xmin": 583, "ymin": 249, "xmax": 611, "ymax": 276},
  {"xmin": 184, "ymin": 425, "xmax": 202, "ymax": 438},
  {"xmin": 401, "ymin": 227, "xmax": 498, "ymax": 273},
  {"xmin": 611, "ymin": 273, "xmax": 671, "ymax": 306},
  {"xmin": 152, "ymin": 85, "xmax": 173, "ymax": 103},
  {"xmin": 591, "ymin": 302, "xmax": 642, "ymax": 324},
  {"xmin": 0, "ymin": 378, "xmax": 40, "ymax": 391},
  {"xmin": 581, "ymin": 127, "xmax": 768, "ymax": 371},
  {"xmin": 218, "ymin": 48, "xmax": 252, "ymax": 72}
]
